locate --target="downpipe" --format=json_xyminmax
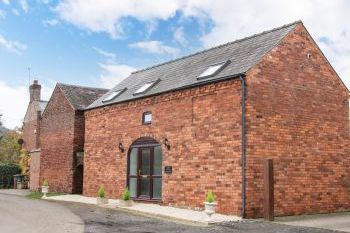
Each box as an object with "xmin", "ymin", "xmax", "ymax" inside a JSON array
[{"xmin": 239, "ymin": 75, "xmax": 246, "ymax": 218}]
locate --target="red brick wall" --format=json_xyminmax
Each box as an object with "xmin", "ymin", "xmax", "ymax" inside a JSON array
[
  {"xmin": 40, "ymin": 88, "xmax": 75, "ymax": 193},
  {"xmin": 244, "ymin": 23, "xmax": 350, "ymax": 218},
  {"xmin": 23, "ymin": 104, "xmax": 40, "ymax": 152},
  {"xmin": 29, "ymin": 150, "xmax": 41, "ymax": 191},
  {"xmin": 84, "ymin": 80, "xmax": 243, "ymax": 215},
  {"xmin": 72, "ymin": 111, "xmax": 85, "ymax": 193}
]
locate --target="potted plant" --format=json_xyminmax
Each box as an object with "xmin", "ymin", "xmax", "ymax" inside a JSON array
[
  {"xmin": 41, "ymin": 180, "xmax": 49, "ymax": 197},
  {"xmin": 97, "ymin": 185, "xmax": 108, "ymax": 205},
  {"xmin": 203, "ymin": 191, "xmax": 217, "ymax": 221},
  {"xmin": 119, "ymin": 187, "xmax": 133, "ymax": 207}
]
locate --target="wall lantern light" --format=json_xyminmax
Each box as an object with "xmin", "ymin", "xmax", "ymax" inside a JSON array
[
  {"xmin": 163, "ymin": 138, "xmax": 171, "ymax": 150},
  {"xmin": 118, "ymin": 142, "xmax": 125, "ymax": 153}
]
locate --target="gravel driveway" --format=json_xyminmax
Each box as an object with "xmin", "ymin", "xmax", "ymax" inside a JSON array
[{"xmin": 0, "ymin": 190, "xmax": 344, "ymax": 233}]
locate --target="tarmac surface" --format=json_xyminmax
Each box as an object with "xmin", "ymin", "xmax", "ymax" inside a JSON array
[{"xmin": 0, "ymin": 189, "xmax": 346, "ymax": 233}]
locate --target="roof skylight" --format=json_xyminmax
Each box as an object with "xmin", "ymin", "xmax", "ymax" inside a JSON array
[
  {"xmin": 134, "ymin": 79, "xmax": 159, "ymax": 95},
  {"xmin": 197, "ymin": 60, "xmax": 231, "ymax": 79},
  {"xmin": 102, "ymin": 89, "xmax": 125, "ymax": 102}
]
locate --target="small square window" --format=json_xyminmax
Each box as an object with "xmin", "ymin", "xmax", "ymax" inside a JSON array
[{"xmin": 142, "ymin": 111, "xmax": 152, "ymax": 124}]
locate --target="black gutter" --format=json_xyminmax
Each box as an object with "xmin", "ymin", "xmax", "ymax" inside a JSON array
[{"xmin": 239, "ymin": 75, "xmax": 246, "ymax": 218}]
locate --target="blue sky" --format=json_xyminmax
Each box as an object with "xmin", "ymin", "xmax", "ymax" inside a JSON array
[{"xmin": 0, "ymin": 0, "xmax": 349, "ymax": 128}]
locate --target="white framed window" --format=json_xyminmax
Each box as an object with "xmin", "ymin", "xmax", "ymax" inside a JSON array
[
  {"xmin": 198, "ymin": 60, "xmax": 231, "ymax": 79},
  {"xmin": 102, "ymin": 89, "xmax": 125, "ymax": 102},
  {"xmin": 134, "ymin": 80, "xmax": 159, "ymax": 95},
  {"xmin": 143, "ymin": 111, "xmax": 152, "ymax": 124}
]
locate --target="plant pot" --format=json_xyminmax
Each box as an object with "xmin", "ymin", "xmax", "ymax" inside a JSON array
[
  {"xmin": 119, "ymin": 199, "xmax": 133, "ymax": 207},
  {"xmin": 203, "ymin": 202, "xmax": 217, "ymax": 222},
  {"xmin": 41, "ymin": 186, "xmax": 49, "ymax": 197},
  {"xmin": 97, "ymin": 197, "xmax": 108, "ymax": 205}
]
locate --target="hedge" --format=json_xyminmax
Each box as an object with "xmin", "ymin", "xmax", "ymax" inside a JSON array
[{"xmin": 0, "ymin": 163, "xmax": 21, "ymax": 189}]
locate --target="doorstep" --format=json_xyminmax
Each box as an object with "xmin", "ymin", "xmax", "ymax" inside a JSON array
[{"xmin": 45, "ymin": 194, "xmax": 242, "ymax": 225}]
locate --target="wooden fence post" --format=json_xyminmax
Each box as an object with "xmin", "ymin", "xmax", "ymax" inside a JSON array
[{"xmin": 264, "ymin": 158, "xmax": 274, "ymax": 221}]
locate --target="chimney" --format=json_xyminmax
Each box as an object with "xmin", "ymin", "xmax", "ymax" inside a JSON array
[{"xmin": 29, "ymin": 80, "xmax": 41, "ymax": 102}]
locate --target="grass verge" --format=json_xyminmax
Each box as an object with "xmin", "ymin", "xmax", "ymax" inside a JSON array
[{"xmin": 26, "ymin": 192, "xmax": 65, "ymax": 199}]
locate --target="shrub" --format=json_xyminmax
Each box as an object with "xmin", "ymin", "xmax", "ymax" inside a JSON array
[
  {"xmin": 0, "ymin": 163, "xmax": 21, "ymax": 189},
  {"xmin": 206, "ymin": 191, "xmax": 215, "ymax": 203},
  {"xmin": 122, "ymin": 187, "xmax": 130, "ymax": 201},
  {"xmin": 42, "ymin": 180, "xmax": 49, "ymax": 186},
  {"xmin": 97, "ymin": 186, "xmax": 105, "ymax": 198}
]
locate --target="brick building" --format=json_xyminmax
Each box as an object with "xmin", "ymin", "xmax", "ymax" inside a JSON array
[
  {"xmin": 22, "ymin": 80, "xmax": 48, "ymax": 191},
  {"xmin": 84, "ymin": 21, "xmax": 349, "ymax": 218},
  {"xmin": 40, "ymin": 83, "xmax": 107, "ymax": 193}
]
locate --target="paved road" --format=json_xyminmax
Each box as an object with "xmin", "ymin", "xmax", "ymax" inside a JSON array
[
  {"xmin": 0, "ymin": 190, "xmax": 84, "ymax": 233},
  {"xmin": 0, "ymin": 190, "xmax": 344, "ymax": 233},
  {"xmin": 276, "ymin": 212, "xmax": 350, "ymax": 233}
]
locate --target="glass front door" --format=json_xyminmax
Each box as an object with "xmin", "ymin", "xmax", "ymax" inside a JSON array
[{"xmin": 128, "ymin": 145, "xmax": 162, "ymax": 200}]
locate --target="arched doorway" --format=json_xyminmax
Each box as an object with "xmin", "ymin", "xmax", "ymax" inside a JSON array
[{"xmin": 127, "ymin": 137, "xmax": 162, "ymax": 200}]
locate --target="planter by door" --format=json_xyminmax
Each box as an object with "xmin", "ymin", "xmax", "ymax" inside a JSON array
[{"xmin": 127, "ymin": 137, "xmax": 162, "ymax": 201}]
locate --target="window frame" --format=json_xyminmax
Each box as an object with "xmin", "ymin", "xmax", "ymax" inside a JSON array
[
  {"xmin": 197, "ymin": 60, "xmax": 231, "ymax": 80},
  {"xmin": 142, "ymin": 111, "xmax": 152, "ymax": 125},
  {"xmin": 102, "ymin": 88, "xmax": 126, "ymax": 102},
  {"xmin": 133, "ymin": 79, "xmax": 160, "ymax": 95}
]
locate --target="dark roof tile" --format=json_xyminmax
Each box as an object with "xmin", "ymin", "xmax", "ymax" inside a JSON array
[{"xmin": 57, "ymin": 83, "xmax": 108, "ymax": 110}]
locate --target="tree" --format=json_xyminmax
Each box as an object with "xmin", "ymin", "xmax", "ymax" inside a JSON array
[{"xmin": 0, "ymin": 130, "xmax": 22, "ymax": 164}]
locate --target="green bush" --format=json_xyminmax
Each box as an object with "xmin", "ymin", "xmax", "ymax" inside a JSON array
[
  {"xmin": 0, "ymin": 163, "xmax": 21, "ymax": 189},
  {"xmin": 122, "ymin": 187, "xmax": 130, "ymax": 201},
  {"xmin": 42, "ymin": 180, "xmax": 49, "ymax": 186},
  {"xmin": 206, "ymin": 191, "xmax": 215, "ymax": 203},
  {"xmin": 97, "ymin": 186, "xmax": 105, "ymax": 198}
]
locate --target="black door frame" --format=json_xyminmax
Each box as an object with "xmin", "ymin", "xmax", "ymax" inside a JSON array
[{"xmin": 127, "ymin": 141, "xmax": 162, "ymax": 201}]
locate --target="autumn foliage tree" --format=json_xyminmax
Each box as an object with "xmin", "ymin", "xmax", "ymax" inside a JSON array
[{"xmin": 0, "ymin": 130, "xmax": 22, "ymax": 164}]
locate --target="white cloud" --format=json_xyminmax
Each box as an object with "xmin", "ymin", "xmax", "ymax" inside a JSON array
[
  {"xmin": 19, "ymin": 0, "xmax": 28, "ymax": 13},
  {"xmin": 145, "ymin": 21, "xmax": 158, "ymax": 38},
  {"xmin": 55, "ymin": 0, "xmax": 181, "ymax": 38},
  {"xmin": 99, "ymin": 63, "xmax": 136, "ymax": 88},
  {"xmin": 12, "ymin": 8, "xmax": 19, "ymax": 16},
  {"xmin": 1, "ymin": 0, "xmax": 10, "ymax": 5},
  {"xmin": 174, "ymin": 26, "xmax": 187, "ymax": 46},
  {"xmin": 0, "ymin": 82, "xmax": 27, "ymax": 129},
  {"xmin": 93, "ymin": 47, "xmax": 116, "ymax": 61},
  {"xmin": 0, "ymin": 81, "xmax": 53, "ymax": 129},
  {"xmin": 42, "ymin": 19, "xmax": 60, "ymax": 27},
  {"xmin": 39, "ymin": 0, "xmax": 51, "ymax": 4},
  {"xmin": 129, "ymin": 40, "xmax": 180, "ymax": 57},
  {"xmin": 0, "ymin": 9, "xmax": 5, "ymax": 19},
  {"xmin": 0, "ymin": 34, "xmax": 27, "ymax": 54}
]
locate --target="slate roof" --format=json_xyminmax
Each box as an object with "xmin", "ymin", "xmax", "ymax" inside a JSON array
[
  {"xmin": 57, "ymin": 83, "xmax": 108, "ymax": 110},
  {"xmin": 88, "ymin": 21, "xmax": 300, "ymax": 110}
]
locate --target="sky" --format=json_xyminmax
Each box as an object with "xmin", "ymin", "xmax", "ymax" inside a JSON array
[{"xmin": 0, "ymin": 0, "xmax": 349, "ymax": 129}]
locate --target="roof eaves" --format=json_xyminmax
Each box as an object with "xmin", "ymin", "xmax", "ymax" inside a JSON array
[{"xmin": 85, "ymin": 73, "xmax": 245, "ymax": 111}]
